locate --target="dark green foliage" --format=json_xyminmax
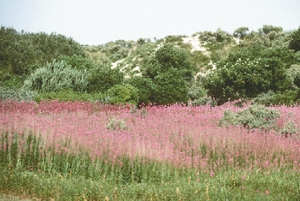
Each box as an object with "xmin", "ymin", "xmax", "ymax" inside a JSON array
[
  {"xmin": 204, "ymin": 46, "xmax": 296, "ymax": 105},
  {"xmin": 233, "ymin": 27, "xmax": 249, "ymax": 39},
  {"xmin": 143, "ymin": 44, "xmax": 192, "ymax": 79},
  {"xmin": 260, "ymin": 25, "xmax": 283, "ymax": 35},
  {"xmin": 127, "ymin": 76, "xmax": 153, "ymax": 105},
  {"xmin": 252, "ymin": 90, "xmax": 299, "ymax": 106},
  {"xmin": 106, "ymin": 84, "xmax": 139, "ymax": 105},
  {"xmin": 57, "ymin": 54, "xmax": 95, "ymax": 70},
  {"xmin": 152, "ymin": 69, "xmax": 189, "ymax": 105},
  {"xmin": 219, "ymin": 105, "xmax": 280, "ymax": 132},
  {"xmin": 0, "ymin": 26, "xmax": 85, "ymax": 78},
  {"xmin": 289, "ymin": 27, "xmax": 300, "ymax": 52},
  {"xmin": 87, "ymin": 65, "xmax": 124, "ymax": 93},
  {"xmin": 141, "ymin": 44, "xmax": 193, "ymax": 105},
  {"xmin": 34, "ymin": 90, "xmax": 105, "ymax": 102}
]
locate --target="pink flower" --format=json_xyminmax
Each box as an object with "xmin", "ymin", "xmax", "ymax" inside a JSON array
[
  {"xmin": 265, "ymin": 190, "xmax": 269, "ymax": 195},
  {"xmin": 210, "ymin": 171, "xmax": 215, "ymax": 177}
]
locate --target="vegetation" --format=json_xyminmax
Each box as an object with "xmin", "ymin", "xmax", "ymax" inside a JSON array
[
  {"xmin": 1, "ymin": 24, "xmax": 300, "ymax": 200},
  {"xmin": 0, "ymin": 101, "xmax": 299, "ymax": 200},
  {"xmin": 1, "ymin": 25, "xmax": 300, "ymax": 106}
]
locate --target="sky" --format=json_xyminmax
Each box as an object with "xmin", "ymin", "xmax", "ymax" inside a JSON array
[{"xmin": 1, "ymin": 0, "xmax": 299, "ymax": 45}]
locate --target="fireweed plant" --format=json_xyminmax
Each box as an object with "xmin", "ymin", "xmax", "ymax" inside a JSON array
[{"xmin": 0, "ymin": 100, "xmax": 300, "ymax": 200}]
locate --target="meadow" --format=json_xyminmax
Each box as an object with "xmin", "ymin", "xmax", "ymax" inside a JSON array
[{"xmin": 0, "ymin": 100, "xmax": 300, "ymax": 200}]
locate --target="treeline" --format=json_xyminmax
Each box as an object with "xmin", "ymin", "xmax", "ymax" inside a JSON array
[{"xmin": 0, "ymin": 25, "xmax": 300, "ymax": 106}]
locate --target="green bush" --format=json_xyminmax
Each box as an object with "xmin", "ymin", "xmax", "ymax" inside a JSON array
[
  {"xmin": 0, "ymin": 26, "xmax": 85, "ymax": 77},
  {"xmin": 87, "ymin": 65, "xmax": 124, "ymax": 93},
  {"xmin": 0, "ymin": 86, "xmax": 37, "ymax": 101},
  {"xmin": 191, "ymin": 96, "xmax": 217, "ymax": 107},
  {"xmin": 252, "ymin": 90, "xmax": 299, "ymax": 106},
  {"xmin": 280, "ymin": 120, "xmax": 299, "ymax": 137},
  {"xmin": 126, "ymin": 76, "xmax": 153, "ymax": 106},
  {"xmin": 57, "ymin": 54, "xmax": 95, "ymax": 70},
  {"xmin": 289, "ymin": 27, "xmax": 300, "ymax": 52},
  {"xmin": 219, "ymin": 105, "xmax": 280, "ymax": 132},
  {"xmin": 106, "ymin": 84, "xmax": 139, "ymax": 105},
  {"xmin": 251, "ymin": 91, "xmax": 276, "ymax": 106},
  {"xmin": 205, "ymin": 46, "xmax": 295, "ymax": 105},
  {"xmin": 23, "ymin": 60, "xmax": 88, "ymax": 92},
  {"xmin": 34, "ymin": 90, "xmax": 105, "ymax": 102},
  {"xmin": 141, "ymin": 44, "xmax": 193, "ymax": 105}
]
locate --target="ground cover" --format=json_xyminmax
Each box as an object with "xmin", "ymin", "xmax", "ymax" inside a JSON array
[{"xmin": 0, "ymin": 100, "xmax": 299, "ymax": 200}]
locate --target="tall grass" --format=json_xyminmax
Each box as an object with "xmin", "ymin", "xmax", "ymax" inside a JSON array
[{"xmin": 0, "ymin": 100, "xmax": 299, "ymax": 200}]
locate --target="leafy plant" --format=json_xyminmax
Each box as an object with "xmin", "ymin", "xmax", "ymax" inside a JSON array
[
  {"xmin": 87, "ymin": 65, "xmax": 124, "ymax": 93},
  {"xmin": 23, "ymin": 60, "xmax": 88, "ymax": 92},
  {"xmin": 141, "ymin": 44, "xmax": 193, "ymax": 105},
  {"xmin": 289, "ymin": 26, "xmax": 300, "ymax": 52},
  {"xmin": 0, "ymin": 86, "xmax": 37, "ymax": 101},
  {"xmin": 219, "ymin": 105, "xmax": 280, "ymax": 132},
  {"xmin": 280, "ymin": 120, "xmax": 299, "ymax": 137},
  {"xmin": 205, "ymin": 46, "xmax": 295, "ymax": 105},
  {"xmin": 106, "ymin": 84, "xmax": 138, "ymax": 105},
  {"xmin": 106, "ymin": 117, "xmax": 127, "ymax": 131}
]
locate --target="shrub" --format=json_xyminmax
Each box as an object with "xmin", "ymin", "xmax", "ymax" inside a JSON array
[
  {"xmin": 87, "ymin": 65, "xmax": 124, "ymax": 93},
  {"xmin": 289, "ymin": 26, "xmax": 300, "ymax": 52},
  {"xmin": 141, "ymin": 44, "xmax": 193, "ymax": 105},
  {"xmin": 219, "ymin": 105, "xmax": 280, "ymax": 132},
  {"xmin": 205, "ymin": 46, "xmax": 295, "ymax": 105},
  {"xmin": 191, "ymin": 96, "xmax": 216, "ymax": 107},
  {"xmin": 57, "ymin": 54, "xmax": 95, "ymax": 70},
  {"xmin": 23, "ymin": 60, "xmax": 88, "ymax": 92},
  {"xmin": 106, "ymin": 84, "xmax": 139, "ymax": 105},
  {"xmin": 251, "ymin": 91, "xmax": 276, "ymax": 106},
  {"xmin": 252, "ymin": 90, "xmax": 299, "ymax": 106},
  {"xmin": 34, "ymin": 89, "xmax": 105, "ymax": 102},
  {"xmin": 280, "ymin": 120, "xmax": 299, "ymax": 137},
  {"xmin": 0, "ymin": 86, "xmax": 37, "ymax": 101},
  {"xmin": 106, "ymin": 117, "xmax": 127, "ymax": 131}
]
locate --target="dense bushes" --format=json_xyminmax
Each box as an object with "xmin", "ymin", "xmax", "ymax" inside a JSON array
[
  {"xmin": 1, "ymin": 25, "xmax": 300, "ymax": 106},
  {"xmin": 87, "ymin": 65, "xmax": 124, "ymax": 93},
  {"xmin": 204, "ymin": 45, "xmax": 297, "ymax": 105},
  {"xmin": 0, "ymin": 26, "xmax": 85, "ymax": 79},
  {"xmin": 289, "ymin": 27, "xmax": 300, "ymax": 52}
]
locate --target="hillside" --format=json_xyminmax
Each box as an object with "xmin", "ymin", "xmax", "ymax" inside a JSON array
[{"xmin": 1, "ymin": 25, "xmax": 300, "ymax": 106}]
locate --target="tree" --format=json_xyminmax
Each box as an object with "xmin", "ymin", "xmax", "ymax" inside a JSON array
[
  {"xmin": 141, "ymin": 44, "xmax": 193, "ymax": 105},
  {"xmin": 127, "ymin": 76, "xmax": 153, "ymax": 106},
  {"xmin": 233, "ymin": 27, "xmax": 249, "ymax": 39},
  {"xmin": 87, "ymin": 65, "xmax": 124, "ymax": 93},
  {"xmin": 152, "ymin": 69, "xmax": 189, "ymax": 105},
  {"xmin": 204, "ymin": 46, "xmax": 295, "ymax": 105},
  {"xmin": 260, "ymin": 25, "xmax": 283, "ymax": 35},
  {"xmin": 289, "ymin": 27, "xmax": 300, "ymax": 52}
]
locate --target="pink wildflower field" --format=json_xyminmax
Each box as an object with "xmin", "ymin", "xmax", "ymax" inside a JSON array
[{"xmin": 1, "ymin": 100, "xmax": 300, "ymax": 172}]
